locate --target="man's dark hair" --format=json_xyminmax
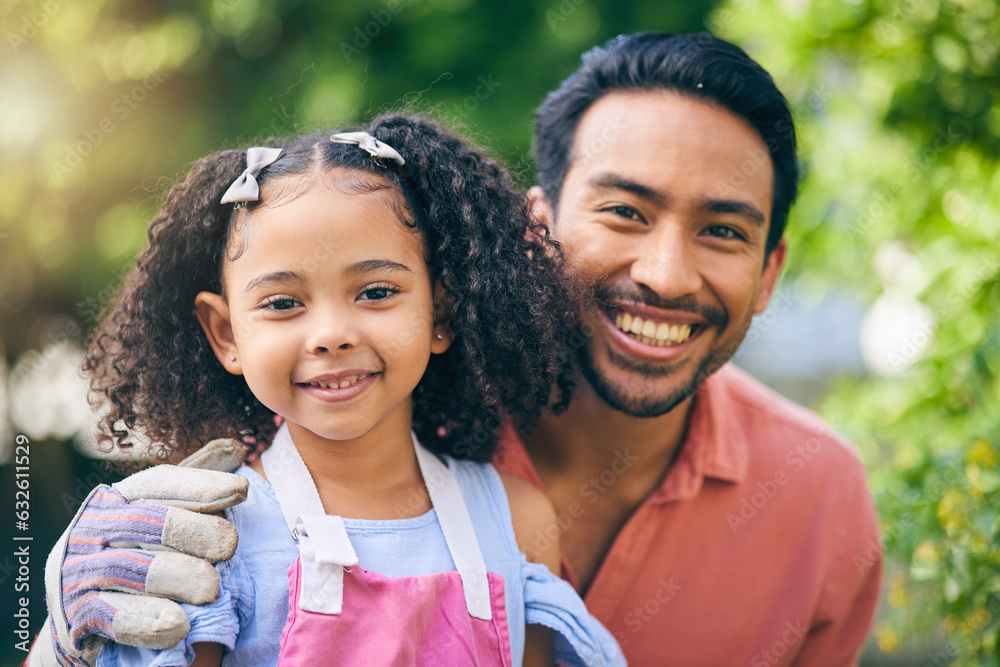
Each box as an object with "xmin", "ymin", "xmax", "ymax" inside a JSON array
[{"xmin": 534, "ymin": 32, "xmax": 799, "ymax": 254}]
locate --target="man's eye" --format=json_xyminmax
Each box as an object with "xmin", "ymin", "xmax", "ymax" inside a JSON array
[
  {"xmin": 705, "ymin": 225, "xmax": 745, "ymax": 241},
  {"xmin": 601, "ymin": 205, "xmax": 644, "ymax": 221}
]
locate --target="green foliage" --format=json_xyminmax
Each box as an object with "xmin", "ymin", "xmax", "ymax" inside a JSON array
[{"xmin": 713, "ymin": 0, "xmax": 1000, "ymax": 663}]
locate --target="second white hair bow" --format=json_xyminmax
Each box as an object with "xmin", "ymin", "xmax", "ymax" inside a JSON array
[
  {"xmin": 221, "ymin": 146, "xmax": 284, "ymax": 205},
  {"xmin": 330, "ymin": 131, "xmax": 405, "ymax": 165}
]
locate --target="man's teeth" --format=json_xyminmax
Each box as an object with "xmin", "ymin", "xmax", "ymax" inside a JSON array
[
  {"xmin": 304, "ymin": 374, "xmax": 371, "ymax": 389},
  {"xmin": 614, "ymin": 312, "xmax": 692, "ymax": 346}
]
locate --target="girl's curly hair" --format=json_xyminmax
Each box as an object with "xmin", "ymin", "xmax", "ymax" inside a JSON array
[{"xmin": 84, "ymin": 113, "xmax": 580, "ymax": 463}]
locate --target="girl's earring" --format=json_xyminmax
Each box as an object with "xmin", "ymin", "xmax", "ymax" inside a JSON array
[
  {"xmin": 435, "ymin": 333, "xmax": 444, "ymax": 340},
  {"xmin": 230, "ymin": 355, "xmax": 237, "ymax": 361}
]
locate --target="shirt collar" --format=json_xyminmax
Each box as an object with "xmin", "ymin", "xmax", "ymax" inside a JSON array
[
  {"xmin": 645, "ymin": 365, "xmax": 750, "ymax": 503},
  {"xmin": 493, "ymin": 364, "xmax": 750, "ymax": 505},
  {"xmin": 690, "ymin": 365, "xmax": 751, "ymax": 483}
]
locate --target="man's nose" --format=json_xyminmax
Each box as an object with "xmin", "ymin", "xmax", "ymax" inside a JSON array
[
  {"xmin": 629, "ymin": 224, "xmax": 703, "ymax": 300},
  {"xmin": 305, "ymin": 305, "xmax": 359, "ymax": 354}
]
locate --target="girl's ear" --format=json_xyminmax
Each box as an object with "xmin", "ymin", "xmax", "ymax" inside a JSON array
[
  {"xmin": 431, "ymin": 280, "xmax": 455, "ymax": 354},
  {"xmin": 195, "ymin": 291, "xmax": 243, "ymax": 375}
]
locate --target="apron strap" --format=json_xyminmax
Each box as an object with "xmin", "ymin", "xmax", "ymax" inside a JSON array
[
  {"xmin": 260, "ymin": 423, "xmax": 325, "ymax": 528},
  {"xmin": 261, "ymin": 424, "xmax": 358, "ymax": 615},
  {"xmin": 414, "ymin": 442, "xmax": 493, "ymax": 621},
  {"xmin": 261, "ymin": 423, "xmax": 491, "ymax": 620}
]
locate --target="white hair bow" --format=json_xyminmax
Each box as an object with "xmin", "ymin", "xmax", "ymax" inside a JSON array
[
  {"xmin": 221, "ymin": 146, "xmax": 284, "ymax": 205},
  {"xmin": 330, "ymin": 131, "xmax": 405, "ymax": 165}
]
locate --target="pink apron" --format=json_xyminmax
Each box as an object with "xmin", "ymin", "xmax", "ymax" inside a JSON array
[{"xmin": 260, "ymin": 426, "xmax": 513, "ymax": 666}]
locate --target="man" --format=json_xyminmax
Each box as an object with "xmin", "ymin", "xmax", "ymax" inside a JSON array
[
  {"xmin": 493, "ymin": 33, "xmax": 881, "ymax": 664},
  {"xmin": 32, "ymin": 33, "xmax": 880, "ymax": 666}
]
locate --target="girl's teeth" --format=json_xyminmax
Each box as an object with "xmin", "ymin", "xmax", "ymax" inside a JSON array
[{"xmin": 307, "ymin": 374, "xmax": 371, "ymax": 389}]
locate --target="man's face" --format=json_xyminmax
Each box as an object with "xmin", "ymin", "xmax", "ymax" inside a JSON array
[{"xmin": 535, "ymin": 90, "xmax": 786, "ymax": 417}]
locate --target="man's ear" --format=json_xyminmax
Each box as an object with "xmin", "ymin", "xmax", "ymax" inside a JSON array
[
  {"xmin": 195, "ymin": 291, "xmax": 243, "ymax": 375},
  {"xmin": 527, "ymin": 186, "xmax": 555, "ymax": 232},
  {"xmin": 431, "ymin": 280, "xmax": 455, "ymax": 354},
  {"xmin": 754, "ymin": 238, "xmax": 788, "ymax": 314}
]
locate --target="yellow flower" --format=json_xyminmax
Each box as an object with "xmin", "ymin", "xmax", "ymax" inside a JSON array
[
  {"xmin": 937, "ymin": 488, "xmax": 966, "ymax": 532},
  {"xmin": 914, "ymin": 540, "xmax": 940, "ymax": 565},
  {"xmin": 959, "ymin": 608, "xmax": 990, "ymax": 636},
  {"xmin": 888, "ymin": 578, "xmax": 909, "ymax": 609},
  {"xmin": 875, "ymin": 620, "xmax": 900, "ymax": 652},
  {"xmin": 967, "ymin": 438, "xmax": 997, "ymax": 469}
]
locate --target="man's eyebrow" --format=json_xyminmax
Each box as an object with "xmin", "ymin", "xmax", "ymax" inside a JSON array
[
  {"xmin": 587, "ymin": 174, "xmax": 669, "ymax": 207},
  {"xmin": 344, "ymin": 259, "xmax": 413, "ymax": 276},
  {"xmin": 697, "ymin": 199, "xmax": 766, "ymax": 226},
  {"xmin": 244, "ymin": 270, "xmax": 304, "ymax": 293}
]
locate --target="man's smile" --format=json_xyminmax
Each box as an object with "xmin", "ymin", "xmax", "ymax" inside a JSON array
[
  {"xmin": 607, "ymin": 304, "xmax": 701, "ymax": 347},
  {"xmin": 590, "ymin": 291, "xmax": 726, "ymax": 358},
  {"xmin": 595, "ymin": 307, "xmax": 708, "ymax": 363}
]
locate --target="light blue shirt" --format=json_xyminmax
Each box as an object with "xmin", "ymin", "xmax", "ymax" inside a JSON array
[{"xmin": 99, "ymin": 457, "xmax": 626, "ymax": 666}]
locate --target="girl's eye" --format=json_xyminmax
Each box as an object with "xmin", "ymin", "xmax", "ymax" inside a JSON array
[
  {"xmin": 704, "ymin": 225, "xmax": 746, "ymax": 241},
  {"xmin": 359, "ymin": 284, "xmax": 399, "ymax": 302},
  {"xmin": 260, "ymin": 296, "xmax": 302, "ymax": 311},
  {"xmin": 602, "ymin": 205, "xmax": 645, "ymax": 222}
]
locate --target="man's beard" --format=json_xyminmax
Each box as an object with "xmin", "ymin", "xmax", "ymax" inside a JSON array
[
  {"xmin": 575, "ymin": 284, "xmax": 736, "ymax": 418},
  {"xmin": 576, "ymin": 340, "xmax": 722, "ymax": 417}
]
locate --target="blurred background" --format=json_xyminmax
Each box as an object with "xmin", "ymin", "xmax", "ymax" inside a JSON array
[{"xmin": 1, "ymin": 0, "xmax": 997, "ymax": 664}]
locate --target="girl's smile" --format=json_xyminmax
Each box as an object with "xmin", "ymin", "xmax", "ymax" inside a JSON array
[{"xmin": 296, "ymin": 371, "xmax": 380, "ymax": 403}]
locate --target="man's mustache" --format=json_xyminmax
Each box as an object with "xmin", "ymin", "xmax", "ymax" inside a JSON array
[{"xmin": 590, "ymin": 285, "xmax": 728, "ymax": 328}]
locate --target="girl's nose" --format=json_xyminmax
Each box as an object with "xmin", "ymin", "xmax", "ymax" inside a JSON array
[{"xmin": 305, "ymin": 308, "xmax": 360, "ymax": 354}]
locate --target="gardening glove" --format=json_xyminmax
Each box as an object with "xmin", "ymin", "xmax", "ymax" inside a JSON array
[{"xmin": 27, "ymin": 438, "xmax": 249, "ymax": 667}]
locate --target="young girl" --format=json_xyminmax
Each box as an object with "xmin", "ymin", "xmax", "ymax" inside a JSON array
[{"xmin": 83, "ymin": 114, "xmax": 625, "ymax": 666}]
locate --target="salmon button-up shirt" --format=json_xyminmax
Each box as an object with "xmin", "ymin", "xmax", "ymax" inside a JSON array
[{"xmin": 494, "ymin": 364, "xmax": 882, "ymax": 666}]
